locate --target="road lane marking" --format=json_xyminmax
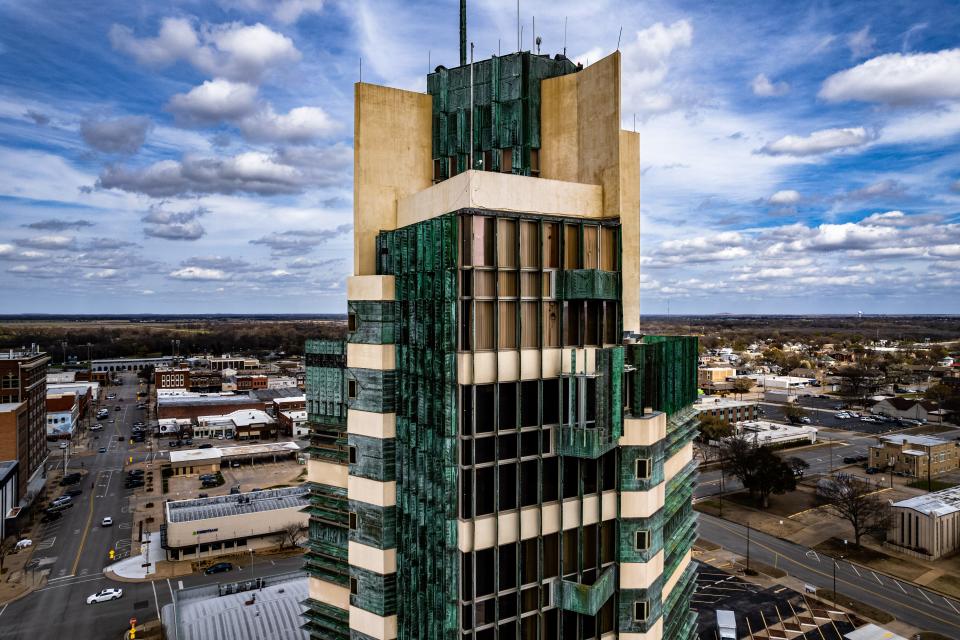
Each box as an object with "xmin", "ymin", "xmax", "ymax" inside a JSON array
[
  {"xmin": 872, "ymin": 571, "xmax": 883, "ymax": 585},
  {"xmin": 71, "ymin": 470, "xmax": 101, "ymax": 575},
  {"xmin": 945, "ymin": 597, "xmax": 960, "ymax": 614},
  {"xmin": 702, "ymin": 517, "xmax": 959, "ymax": 627},
  {"xmin": 0, "ymin": 604, "xmax": 7, "ymax": 619},
  {"xmin": 919, "ymin": 589, "xmax": 933, "ymax": 604},
  {"xmin": 152, "ymin": 580, "xmax": 162, "ymax": 624},
  {"xmin": 895, "ymin": 581, "xmax": 907, "ymax": 594},
  {"xmin": 46, "ymin": 574, "xmax": 77, "ymax": 583},
  {"xmin": 851, "ymin": 564, "xmax": 861, "ymax": 577}
]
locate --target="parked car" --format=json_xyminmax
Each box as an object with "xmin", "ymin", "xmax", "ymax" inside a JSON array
[
  {"xmin": 98, "ymin": 447, "xmax": 107, "ymax": 453},
  {"xmin": 842, "ymin": 456, "xmax": 858, "ymax": 464},
  {"xmin": 90, "ymin": 424, "xmax": 103, "ymax": 431},
  {"xmin": 168, "ymin": 441, "xmax": 179, "ymax": 448},
  {"xmin": 198, "ymin": 443, "xmax": 213, "ymax": 449},
  {"xmin": 229, "ymin": 486, "xmax": 241, "ymax": 495},
  {"xmin": 65, "ymin": 488, "xmax": 83, "ymax": 497},
  {"xmin": 184, "ymin": 439, "xmax": 193, "ymax": 446},
  {"xmin": 101, "ymin": 517, "xmax": 113, "ymax": 527},
  {"xmin": 15, "ymin": 539, "xmax": 32, "ymax": 551},
  {"xmin": 40, "ymin": 512, "xmax": 62, "ymax": 523},
  {"xmin": 58, "ymin": 442, "xmax": 68, "ymax": 449},
  {"xmin": 128, "ymin": 469, "xmax": 144, "ymax": 476},
  {"xmin": 198, "ymin": 493, "xmax": 209, "ymax": 498},
  {"xmin": 86, "ymin": 588, "xmax": 123, "ymax": 604},
  {"xmin": 865, "ymin": 467, "xmax": 880, "ymax": 474},
  {"xmin": 114, "ymin": 406, "xmax": 121, "ymax": 411},
  {"xmin": 204, "ymin": 562, "xmax": 233, "ymax": 575},
  {"xmin": 855, "ymin": 455, "xmax": 868, "ymax": 462}
]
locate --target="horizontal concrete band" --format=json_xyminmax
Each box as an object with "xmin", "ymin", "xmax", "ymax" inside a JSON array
[
  {"xmin": 348, "ymin": 410, "xmax": 397, "ymax": 439},
  {"xmin": 350, "ymin": 606, "xmax": 397, "ymax": 640},
  {"xmin": 347, "ymin": 275, "xmax": 395, "ymax": 301},
  {"xmin": 458, "ymin": 491, "xmax": 617, "ymax": 552}
]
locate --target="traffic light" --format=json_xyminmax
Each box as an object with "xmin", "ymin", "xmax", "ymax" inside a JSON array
[{"xmin": 109, "ymin": 549, "xmax": 115, "ymax": 560}]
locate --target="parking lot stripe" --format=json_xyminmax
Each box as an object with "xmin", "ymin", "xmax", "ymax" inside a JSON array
[
  {"xmin": 895, "ymin": 581, "xmax": 907, "ymax": 594},
  {"xmin": 944, "ymin": 597, "xmax": 960, "ymax": 614},
  {"xmin": 872, "ymin": 571, "xmax": 883, "ymax": 585},
  {"xmin": 919, "ymin": 589, "xmax": 933, "ymax": 604}
]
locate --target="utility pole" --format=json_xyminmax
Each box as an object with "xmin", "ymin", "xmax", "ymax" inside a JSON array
[{"xmin": 745, "ymin": 520, "xmax": 751, "ymax": 573}]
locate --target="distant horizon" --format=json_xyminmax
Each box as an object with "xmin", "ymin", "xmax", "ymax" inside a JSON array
[{"xmin": 1, "ymin": 313, "xmax": 959, "ymax": 320}]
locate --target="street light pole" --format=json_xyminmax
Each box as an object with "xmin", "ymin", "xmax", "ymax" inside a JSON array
[
  {"xmin": 746, "ymin": 520, "xmax": 751, "ymax": 573},
  {"xmin": 249, "ymin": 548, "xmax": 255, "ymax": 587}
]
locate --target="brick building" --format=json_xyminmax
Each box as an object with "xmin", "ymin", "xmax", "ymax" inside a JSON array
[
  {"xmin": 154, "ymin": 366, "xmax": 222, "ymax": 392},
  {"xmin": 0, "ymin": 349, "xmax": 50, "ymax": 501},
  {"xmin": 694, "ymin": 397, "xmax": 760, "ymax": 425},
  {"xmin": 156, "ymin": 390, "xmax": 263, "ymax": 421},
  {"xmin": 869, "ymin": 435, "xmax": 960, "ymax": 478}
]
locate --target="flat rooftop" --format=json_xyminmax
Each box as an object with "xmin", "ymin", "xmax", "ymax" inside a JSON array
[
  {"xmin": 892, "ymin": 486, "xmax": 960, "ymax": 516},
  {"xmin": 879, "ymin": 434, "xmax": 949, "ymax": 448},
  {"xmin": 158, "ymin": 393, "xmax": 259, "ymax": 407},
  {"xmin": 169, "ymin": 441, "xmax": 300, "ymax": 465},
  {"xmin": 695, "ymin": 397, "xmax": 757, "ymax": 409},
  {"xmin": 166, "ymin": 486, "xmax": 309, "ymax": 524},
  {"xmin": 0, "ymin": 402, "xmax": 24, "ymax": 412}
]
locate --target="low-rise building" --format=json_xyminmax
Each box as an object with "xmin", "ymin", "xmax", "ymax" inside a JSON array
[
  {"xmin": 91, "ymin": 356, "xmax": 173, "ymax": 373},
  {"xmin": 732, "ymin": 420, "xmax": 817, "ymax": 448},
  {"xmin": 195, "ymin": 409, "xmax": 276, "ymax": 440},
  {"xmin": 45, "ymin": 392, "xmax": 79, "ymax": 439},
  {"xmin": 750, "ymin": 374, "xmax": 815, "ymax": 389},
  {"xmin": 869, "ymin": 434, "xmax": 959, "ymax": 477},
  {"xmin": 698, "ymin": 367, "xmax": 736, "ymax": 387},
  {"xmin": 277, "ymin": 410, "xmax": 308, "ymax": 438},
  {"xmin": 168, "ymin": 441, "xmax": 301, "ymax": 476},
  {"xmin": 162, "ymin": 486, "xmax": 309, "ymax": 561},
  {"xmin": 694, "ymin": 397, "xmax": 759, "ymax": 425},
  {"xmin": 156, "ymin": 390, "xmax": 263, "ymax": 421},
  {"xmin": 871, "ymin": 397, "xmax": 939, "ymax": 422},
  {"xmin": 266, "ymin": 376, "xmax": 298, "ymax": 390},
  {"xmin": 158, "ymin": 418, "xmax": 193, "ymax": 438},
  {"xmin": 0, "ymin": 460, "xmax": 18, "ymax": 540},
  {"xmin": 206, "ymin": 356, "xmax": 260, "ymax": 371},
  {"xmin": 886, "ymin": 486, "xmax": 960, "ymax": 560},
  {"xmin": 0, "ymin": 402, "xmax": 31, "ymax": 502}
]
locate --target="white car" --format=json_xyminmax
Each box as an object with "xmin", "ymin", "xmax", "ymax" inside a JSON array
[
  {"xmin": 86, "ymin": 588, "xmax": 123, "ymax": 604},
  {"xmin": 58, "ymin": 442, "xmax": 68, "ymax": 449},
  {"xmin": 101, "ymin": 517, "xmax": 113, "ymax": 527},
  {"xmin": 15, "ymin": 539, "xmax": 32, "ymax": 551}
]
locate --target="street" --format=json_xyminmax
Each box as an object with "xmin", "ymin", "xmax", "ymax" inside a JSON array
[
  {"xmin": 0, "ymin": 373, "xmax": 306, "ymax": 639},
  {"xmin": 697, "ymin": 513, "xmax": 960, "ymax": 637}
]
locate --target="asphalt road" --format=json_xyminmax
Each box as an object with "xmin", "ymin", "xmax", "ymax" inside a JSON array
[
  {"xmin": 695, "ymin": 428, "xmax": 881, "ymax": 500},
  {"xmin": 0, "ymin": 373, "xmax": 307, "ymax": 640},
  {"xmin": 698, "ymin": 512, "xmax": 960, "ymax": 637}
]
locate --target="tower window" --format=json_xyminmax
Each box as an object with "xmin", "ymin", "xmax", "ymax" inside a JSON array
[
  {"xmin": 635, "ymin": 530, "xmax": 650, "ymax": 551},
  {"xmin": 635, "ymin": 458, "xmax": 651, "ymax": 479},
  {"xmin": 634, "ymin": 601, "xmax": 648, "ymax": 622}
]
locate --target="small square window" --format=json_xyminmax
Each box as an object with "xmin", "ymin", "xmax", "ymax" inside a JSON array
[
  {"xmin": 349, "ymin": 512, "xmax": 357, "ymax": 530},
  {"xmin": 349, "ymin": 446, "xmax": 357, "ymax": 464},
  {"xmin": 634, "ymin": 601, "xmax": 648, "ymax": 622},
  {"xmin": 635, "ymin": 530, "xmax": 650, "ymax": 551},
  {"xmin": 350, "ymin": 577, "xmax": 358, "ymax": 595},
  {"xmin": 635, "ymin": 458, "xmax": 651, "ymax": 480},
  {"xmin": 348, "ymin": 380, "xmax": 358, "ymax": 399}
]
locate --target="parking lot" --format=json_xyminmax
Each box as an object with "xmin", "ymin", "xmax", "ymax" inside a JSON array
[{"xmin": 693, "ymin": 565, "xmax": 859, "ymax": 640}]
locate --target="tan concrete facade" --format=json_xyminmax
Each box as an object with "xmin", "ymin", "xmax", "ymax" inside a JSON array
[{"xmin": 353, "ymin": 84, "xmax": 432, "ymax": 276}]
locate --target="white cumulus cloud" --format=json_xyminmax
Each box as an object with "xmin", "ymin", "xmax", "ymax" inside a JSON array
[
  {"xmin": 751, "ymin": 73, "xmax": 789, "ymax": 97},
  {"xmin": 167, "ymin": 79, "xmax": 259, "ymax": 124},
  {"xmin": 769, "ymin": 190, "xmax": 801, "ymax": 205},
  {"xmin": 820, "ymin": 48, "xmax": 960, "ymax": 105},
  {"xmin": 239, "ymin": 105, "xmax": 339, "ymax": 143},
  {"xmin": 168, "ymin": 266, "xmax": 228, "ymax": 281},
  {"xmin": 759, "ymin": 127, "xmax": 872, "ymax": 156}
]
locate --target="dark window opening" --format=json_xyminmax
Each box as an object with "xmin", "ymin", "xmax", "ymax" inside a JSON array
[
  {"xmin": 476, "ymin": 385, "xmax": 495, "ymax": 433},
  {"xmin": 542, "ymin": 379, "xmax": 560, "ymax": 425},
  {"xmin": 348, "ymin": 312, "xmax": 358, "ymax": 332},
  {"xmin": 348, "ymin": 380, "xmax": 358, "ymax": 400},
  {"xmin": 499, "ymin": 542, "xmax": 517, "ymax": 591},
  {"xmin": 475, "ymin": 436, "xmax": 495, "ymax": 464},
  {"xmin": 499, "ymin": 463, "xmax": 517, "ymax": 510},
  {"xmin": 542, "ymin": 456, "xmax": 559, "ymax": 503},
  {"xmin": 561, "ymin": 458, "xmax": 579, "ymax": 500},
  {"xmin": 476, "ymin": 467, "xmax": 495, "ymax": 516},
  {"xmin": 499, "ymin": 433, "xmax": 518, "ymax": 460},
  {"xmin": 520, "ymin": 459, "xmax": 538, "ymax": 506},
  {"xmin": 349, "ymin": 512, "xmax": 357, "ymax": 530},
  {"xmin": 350, "ymin": 578, "xmax": 358, "ymax": 595},
  {"xmin": 476, "ymin": 547, "xmax": 495, "ymax": 596},
  {"xmin": 499, "ymin": 382, "xmax": 517, "ymax": 430},
  {"xmin": 348, "ymin": 446, "xmax": 357, "ymax": 464},
  {"xmin": 520, "ymin": 380, "xmax": 539, "ymax": 427},
  {"xmin": 636, "ymin": 458, "xmax": 651, "ymax": 479}
]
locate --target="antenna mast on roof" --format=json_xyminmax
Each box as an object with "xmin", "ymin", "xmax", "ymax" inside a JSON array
[
  {"xmin": 517, "ymin": 0, "xmax": 520, "ymax": 52},
  {"xmin": 563, "ymin": 16, "xmax": 568, "ymax": 56},
  {"xmin": 460, "ymin": 0, "xmax": 467, "ymax": 66}
]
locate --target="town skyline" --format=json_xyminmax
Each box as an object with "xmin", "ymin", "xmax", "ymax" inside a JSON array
[{"xmin": 1, "ymin": 0, "xmax": 959, "ymax": 314}]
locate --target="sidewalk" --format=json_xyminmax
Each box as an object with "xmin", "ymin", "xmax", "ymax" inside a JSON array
[{"xmin": 105, "ymin": 531, "xmax": 163, "ymax": 580}]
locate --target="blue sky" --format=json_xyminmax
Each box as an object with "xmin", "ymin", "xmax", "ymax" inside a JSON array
[{"xmin": 0, "ymin": 0, "xmax": 958, "ymax": 314}]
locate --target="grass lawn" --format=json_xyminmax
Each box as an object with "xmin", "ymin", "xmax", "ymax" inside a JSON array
[
  {"xmin": 814, "ymin": 537, "xmax": 927, "ymax": 581},
  {"xmin": 929, "ymin": 573, "xmax": 960, "ymax": 599},
  {"xmin": 907, "ymin": 479, "xmax": 957, "ymax": 491},
  {"xmin": 726, "ymin": 488, "xmax": 819, "ymax": 518}
]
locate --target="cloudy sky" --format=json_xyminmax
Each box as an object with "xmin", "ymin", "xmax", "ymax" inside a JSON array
[{"xmin": 1, "ymin": 0, "xmax": 958, "ymax": 314}]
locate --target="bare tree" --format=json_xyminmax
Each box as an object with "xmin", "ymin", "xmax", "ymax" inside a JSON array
[
  {"xmin": 277, "ymin": 523, "xmax": 307, "ymax": 550},
  {"xmin": 722, "ymin": 435, "xmax": 797, "ymax": 508},
  {"xmin": 786, "ymin": 456, "xmax": 810, "ymax": 479},
  {"xmin": 818, "ymin": 475, "xmax": 889, "ymax": 546},
  {"xmin": 731, "ymin": 377, "xmax": 753, "ymax": 400}
]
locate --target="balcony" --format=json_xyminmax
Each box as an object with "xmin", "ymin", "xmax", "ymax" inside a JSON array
[
  {"xmin": 553, "ymin": 565, "xmax": 616, "ymax": 616},
  {"xmin": 555, "ymin": 425, "xmax": 617, "ymax": 459},
  {"xmin": 558, "ymin": 269, "xmax": 619, "ymax": 300}
]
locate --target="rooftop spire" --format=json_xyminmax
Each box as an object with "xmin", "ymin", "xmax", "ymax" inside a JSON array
[{"xmin": 459, "ymin": 0, "xmax": 467, "ymax": 66}]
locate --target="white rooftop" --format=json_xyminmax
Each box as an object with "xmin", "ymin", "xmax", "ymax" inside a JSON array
[
  {"xmin": 892, "ymin": 486, "xmax": 960, "ymax": 517},
  {"xmin": 879, "ymin": 434, "xmax": 949, "ymax": 448},
  {"xmin": 695, "ymin": 397, "xmax": 756, "ymax": 409},
  {"xmin": 197, "ymin": 409, "xmax": 275, "ymax": 427}
]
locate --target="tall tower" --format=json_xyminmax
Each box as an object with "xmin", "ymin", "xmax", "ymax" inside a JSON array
[{"xmin": 303, "ymin": 45, "xmax": 699, "ymax": 640}]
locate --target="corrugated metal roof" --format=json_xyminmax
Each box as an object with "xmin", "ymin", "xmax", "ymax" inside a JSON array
[{"xmin": 167, "ymin": 486, "xmax": 309, "ymax": 523}]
